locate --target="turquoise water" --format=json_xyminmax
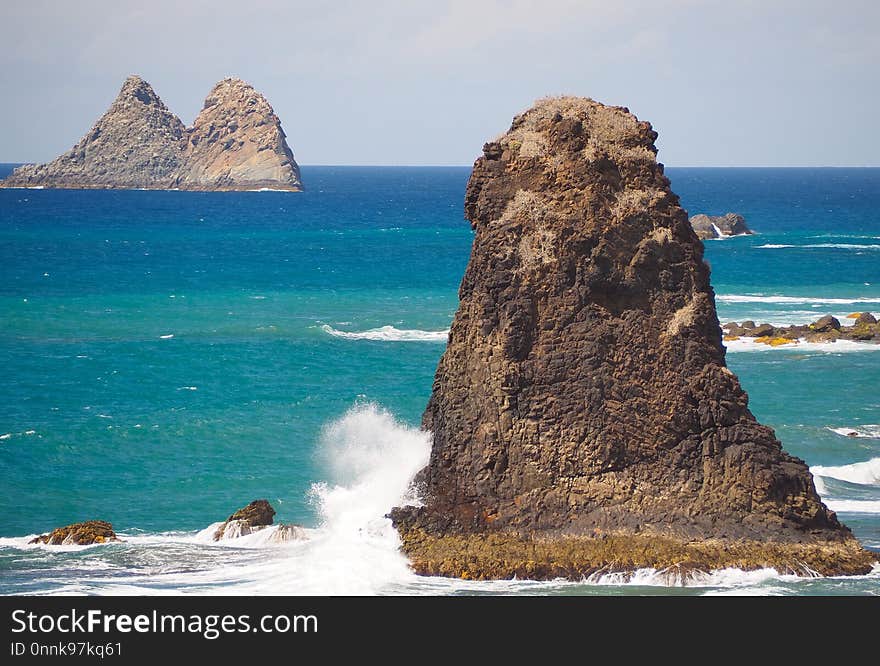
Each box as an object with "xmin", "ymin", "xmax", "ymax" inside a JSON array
[{"xmin": 0, "ymin": 166, "xmax": 878, "ymax": 595}]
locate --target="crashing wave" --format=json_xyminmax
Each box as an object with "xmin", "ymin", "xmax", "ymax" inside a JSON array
[{"xmin": 320, "ymin": 324, "xmax": 449, "ymax": 342}]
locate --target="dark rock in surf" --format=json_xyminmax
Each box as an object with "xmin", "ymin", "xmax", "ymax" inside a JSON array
[
  {"xmin": 29, "ymin": 520, "xmax": 120, "ymax": 545},
  {"xmin": 213, "ymin": 499, "xmax": 275, "ymax": 541}
]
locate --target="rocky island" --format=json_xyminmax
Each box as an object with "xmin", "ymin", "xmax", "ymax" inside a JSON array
[
  {"xmin": 690, "ymin": 212, "xmax": 753, "ymax": 240},
  {"xmin": 390, "ymin": 97, "xmax": 874, "ymax": 579},
  {"xmin": 0, "ymin": 75, "xmax": 301, "ymax": 191}
]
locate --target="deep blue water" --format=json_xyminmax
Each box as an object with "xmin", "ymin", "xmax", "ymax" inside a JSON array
[{"xmin": 0, "ymin": 165, "xmax": 878, "ymax": 595}]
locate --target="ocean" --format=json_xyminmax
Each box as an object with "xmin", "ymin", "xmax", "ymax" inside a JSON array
[{"xmin": 0, "ymin": 165, "xmax": 878, "ymax": 595}]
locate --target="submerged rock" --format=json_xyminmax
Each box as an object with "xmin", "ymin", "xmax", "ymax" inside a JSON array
[
  {"xmin": 390, "ymin": 96, "xmax": 873, "ymax": 578},
  {"xmin": 689, "ymin": 213, "xmax": 753, "ymax": 240},
  {"xmin": 1, "ymin": 75, "xmax": 301, "ymax": 191},
  {"xmin": 268, "ymin": 524, "xmax": 308, "ymax": 543},
  {"xmin": 29, "ymin": 520, "xmax": 120, "ymax": 545}
]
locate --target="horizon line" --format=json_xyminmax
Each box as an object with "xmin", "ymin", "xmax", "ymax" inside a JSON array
[{"xmin": 2, "ymin": 161, "xmax": 880, "ymax": 169}]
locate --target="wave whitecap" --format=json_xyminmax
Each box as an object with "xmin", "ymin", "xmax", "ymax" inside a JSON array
[
  {"xmin": 812, "ymin": 457, "xmax": 880, "ymax": 486},
  {"xmin": 826, "ymin": 425, "xmax": 880, "ymax": 439},
  {"xmin": 320, "ymin": 324, "xmax": 449, "ymax": 342},
  {"xmin": 758, "ymin": 243, "xmax": 880, "ymax": 250},
  {"xmin": 716, "ymin": 294, "xmax": 880, "ymax": 305}
]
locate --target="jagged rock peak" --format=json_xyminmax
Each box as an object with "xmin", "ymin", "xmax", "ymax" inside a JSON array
[
  {"xmin": 390, "ymin": 96, "xmax": 874, "ymax": 580},
  {"xmin": 176, "ymin": 77, "xmax": 301, "ymax": 191},
  {"xmin": 1, "ymin": 75, "xmax": 301, "ymax": 191}
]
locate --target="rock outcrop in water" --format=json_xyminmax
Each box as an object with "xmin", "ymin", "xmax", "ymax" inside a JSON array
[
  {"xmin": 213, "ymin": 499, "xmax": 276, "ymax": 540},
  {"xmin": 212, "ymin": 499, "xmax": 306, "ymax": 542},
  {"xmin": 29, "ymin": 520, "xmax": 120, "ymax": 545},
  {"xmin": 690, "ymin": 213, "xmax": 752, "ymax": 240},
  {"xmin": 390, "ymin": 97, "xmax": 874, "ymax": 579},
  {"xmin": 1, "ymin": 75, "xmax": 301, "ymax": 191},
  {"xmin": 722, "ymin": 312, "xmax": 880, "ymax": 345}
]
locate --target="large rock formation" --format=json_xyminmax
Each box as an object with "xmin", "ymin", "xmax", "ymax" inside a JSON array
[
  {"xmin": 391, "ymin": 97, "xmax": 874, "ymax": 579},
  {"xmin": 175, "ymin": 78, "xmax": 301, "ymax": 190},
  {"xmin": 3, "ymin": 76, "xmax": 185, "ymax": 189},
  {"xmin": 1, "ymin": 75, "xmax": 301, "ymax": 191}
]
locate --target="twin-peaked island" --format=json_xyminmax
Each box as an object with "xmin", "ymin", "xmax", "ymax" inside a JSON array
[{"xmin": 1, "ymin": 75, "xmax": 301, "ymax": 191}]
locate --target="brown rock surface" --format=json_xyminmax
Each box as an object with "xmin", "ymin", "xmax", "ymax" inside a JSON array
[
  {"xmin": 1, "ymin": 76, "xmax": 301, "ymax": 191},
  {"xmin": 689, "ymin": 213, "xmax": 752, "ymax": 240},
  {"xmin": 213, "ymin": 499, "xmax": 276, "ymax": 541},
  {"xmin": 390, "ymin": 96, "xmax": 873, "ymax": 578},
  {"xmin": 174, "ymin": 78, "xmax": 301, "ymax": 191},
  {"xmin": 29, "ymin": 520, "xmax": 120, "ymax": 545},
  {"xmin": 3, "ymin": 76, "xmax": 184, "ymax": 189}
]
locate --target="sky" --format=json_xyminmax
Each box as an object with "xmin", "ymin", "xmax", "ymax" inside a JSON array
[{"xmin": 1, "ymin": 0, "xmax": 878, "ymax": 166}]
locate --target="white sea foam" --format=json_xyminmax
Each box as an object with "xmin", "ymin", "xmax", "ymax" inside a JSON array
[
  {"xmin": 177, "ymin": 386, "xmax": 198, "ymax": 391},
  {"xmin": 4, "ymin": 404, "xmax": 876, "ymax": 594},
  {"xmin": 321, "ymin": 324, "xmax": 449, "ymax": 342},
  {"xmin": 159, "ymin": 334, "xmax": 174, "ymax": 339},
  {"xmin": 717, "ymin": 294, "xmax": 880, "ymax": 305},
  {"xmin": 826, "ymin": 425, "xmax": 880, "ymax": 439},
  {"xmin": 758, "ymin": 243, "xmax": 880, "ymax": 250},
  {"xmin": 582, "ymin": 566, "xmax": 785, "ymax": 587},
  {"xmin": 812, "ymin": 457, "xmax": 880, "ymax": 486},
  {"xmin": 822, "ymin": 499, "xmax": 880, "ymax": 514}
]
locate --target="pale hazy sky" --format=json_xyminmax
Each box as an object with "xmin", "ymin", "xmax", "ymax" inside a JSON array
[{"xmin": 2, "ymin": 0, "xmax": 878, "ymax": 166}]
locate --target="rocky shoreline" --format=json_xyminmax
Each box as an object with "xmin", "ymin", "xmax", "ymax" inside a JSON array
[
  {"xmin": 723, "ymin": 312, "xmax": 879, "ymax": 345},
  {"xmin": 397, "ymin": 528, "xmax": 875, "ymax": 579}
]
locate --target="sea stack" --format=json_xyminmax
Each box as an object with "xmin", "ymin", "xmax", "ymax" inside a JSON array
[
  {"xmin": 1, "ymin": 75, "xmax": 302, "ymax": 191},
  {"xmin": 175, "ymin": 78, "xmax": 301, "ymax": 191},
  {"xmin": 390, "ymin": 97, "xmax": 873, "ymax": 579}
]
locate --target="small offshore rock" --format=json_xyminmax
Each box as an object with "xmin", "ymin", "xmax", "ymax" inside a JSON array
[
  {"xmin": 268, "ymin": 524, "xmax": 308, "ymax": 543},
  {"xmin": 29, "ymin": 520, "xmax": 120, "ymax": 545},
  {"xmin": 810, "ymin": 315, "xmax": 841, "ymax": 332},
  {"xmin": 213, "ymin": 499, "xmax": 275, "ymax": 541},
  {"xmin": 689, "ymin": 213, "xmax": 753, "ymax": 240},
  {"xmin": 750, "ymin": 323, "xmax": 775, "ymax": 337}
]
